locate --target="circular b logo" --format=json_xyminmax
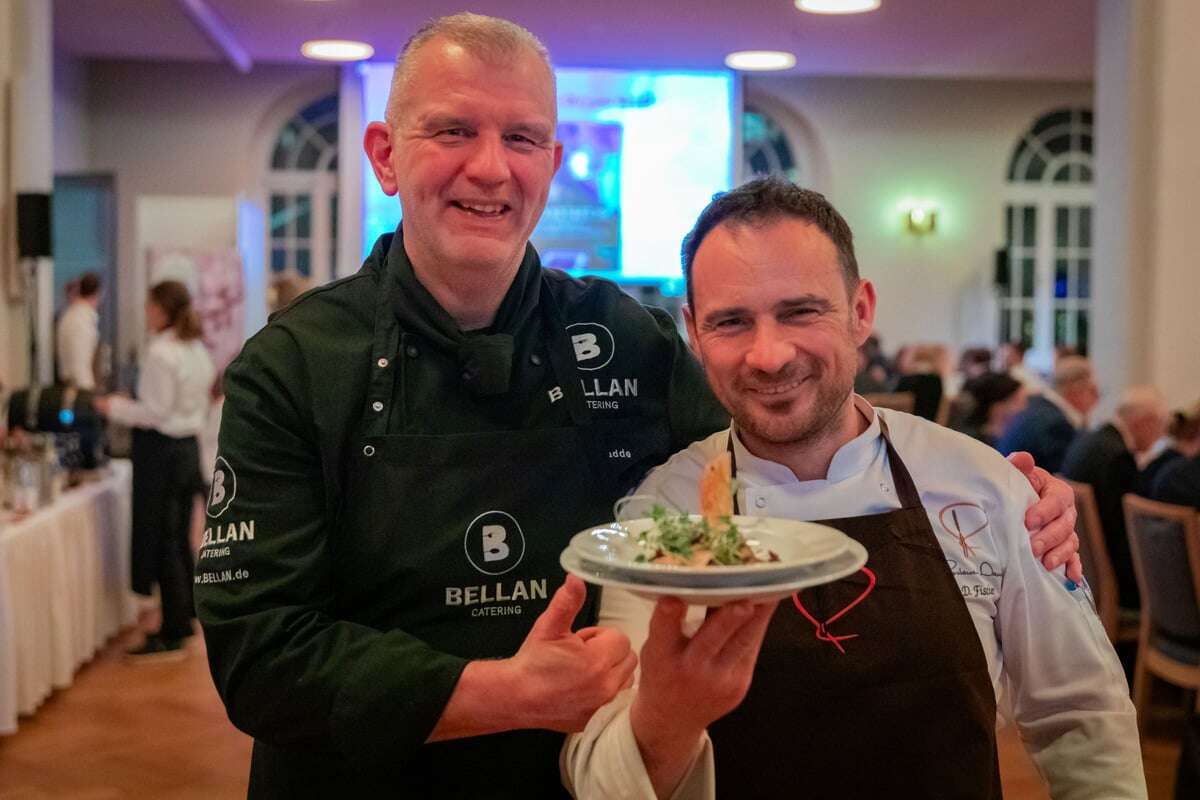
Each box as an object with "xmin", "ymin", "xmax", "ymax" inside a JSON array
[
  {"xmin": 464, "ymin": 510, "xmax": 526, "ymax": 576},
  {"xmin": 566, "ymin": 322, "xmax": 615, "ymax": 371},
  {"xmin": 207, "ymin": 456, "xmax": 236, "ymax": 518}
]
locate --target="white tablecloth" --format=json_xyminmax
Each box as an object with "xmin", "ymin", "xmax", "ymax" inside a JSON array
[{"xmin": 0, "ymin": 460, "xmax": 137, "ymax": 735}]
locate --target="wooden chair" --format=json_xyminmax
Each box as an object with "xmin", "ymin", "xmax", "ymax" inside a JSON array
[
  {"xmin": 1065, "ymin": 479, "xmax": 1138, "ymax": 644},
  {"xmin": 1124, "ymin": 494, "xmax": 1200, "ymax": 736},
  {"xmin": 862, "ymin": 391, "xmax": 915, "ymax": 415}
]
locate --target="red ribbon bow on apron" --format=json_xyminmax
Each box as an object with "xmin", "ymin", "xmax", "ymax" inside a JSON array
[{"xmin": 791, "ymin": 566, "xmax": 877, "ymax": 653}]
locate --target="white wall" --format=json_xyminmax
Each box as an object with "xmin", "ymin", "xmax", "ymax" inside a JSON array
[
  {"xmin": 746, "ymin": 75, "xmax": 1093, "ymax": 354},
  {"xmin": 84, "ymin": 59, "xmax": 336, "ymax": 358},
  {"xmin": 53, "ymin": 50, "xmax": 89, "ymax": 174}
]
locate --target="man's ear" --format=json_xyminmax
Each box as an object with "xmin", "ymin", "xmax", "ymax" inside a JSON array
[
  {"xmin": 363, "ymin": 122, "xmax": 399, "ymax": 196},
  {"xmin": 851, "ymin": 279, "xmax": 877, "ymax": 347},
  {"xmin": 552, "ymin": 140, "xmax": 564, "ymax": 174}
]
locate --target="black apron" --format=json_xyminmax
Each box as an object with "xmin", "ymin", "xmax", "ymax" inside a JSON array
[
  {"xmin": 274, "ymin": 269, "xmax": 634, "ymax": 797},
  {"xmin": 708, "ymin": 418, "xmax": 1000, "ymax": 799}
]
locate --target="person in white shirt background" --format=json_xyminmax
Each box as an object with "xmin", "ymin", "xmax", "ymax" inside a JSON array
[
  {"xmin": 96, "ymin": 280, "xmax": 215, "ymax": 658},
  {"xmin": 55, "ymin": 271, "xmax": 102, "ymax": 391},
  {"xmin": 562, "ymin": 177, "xmax": 1144, "ymax": 799}
]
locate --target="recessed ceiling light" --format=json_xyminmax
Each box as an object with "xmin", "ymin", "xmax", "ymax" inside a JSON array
[
  {"xmin": 301, "ymin": 39, "xmax": 374, "ymax": 62},
  {"xmin": 797, "ymin": 0, "xmax": 882, "ymax": 13},
  {"xmin": 724, "ymin": 51, "xmax": 797, "ymax": 72}
]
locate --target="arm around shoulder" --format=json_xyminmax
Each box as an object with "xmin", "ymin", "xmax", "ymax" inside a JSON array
[{"xmin": 993, "ymin": 469, "xmax": 1147, "ymax": 798}]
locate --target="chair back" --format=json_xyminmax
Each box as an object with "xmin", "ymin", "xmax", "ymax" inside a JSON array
[
  {"xmin": 1124, "ymin": 494, "xmax": 1200, "ymax": 645},
  {"xmin": 1067, "ymin": 478, "xmax": 1120, "ymax": 640},
  {"xmin": 863, "ymin": 392, "xmax": 915, "ymax": 415}
]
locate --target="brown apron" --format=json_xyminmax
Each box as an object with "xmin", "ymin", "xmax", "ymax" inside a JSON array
[{"xmin": 708, "ymin": 418, "xmax": 1000, "ymax": 798}]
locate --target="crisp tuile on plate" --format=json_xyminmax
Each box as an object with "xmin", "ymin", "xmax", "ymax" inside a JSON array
[{"xmin": 636, "ymin": 453, "xmax": 779, "ymax": 567}]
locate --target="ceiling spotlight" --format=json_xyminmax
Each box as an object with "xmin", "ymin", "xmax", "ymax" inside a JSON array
[
  {"xmin": 724, "ymin": 51, "xmax": 797, "ymax": 72},
  {"xmin": 301, "ymin": 39, "xmax": 375, "ymax": 62},
  {"xmin": 797, "ymin": 0, "xmax": 882, "ymax": 13}
]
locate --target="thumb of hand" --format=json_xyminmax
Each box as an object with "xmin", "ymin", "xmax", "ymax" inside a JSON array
[
  {"xmin": 527, "ymin": 575, "xmax": 586, "ymax": 640},
  {"xmin": 1006, "ymin": 450, "xmax": 1036, "ymax": 479}
]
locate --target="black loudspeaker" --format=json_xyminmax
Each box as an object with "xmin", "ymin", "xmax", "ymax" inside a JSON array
[{"xmin": 16, "ymin": 192, "xmax": 52, "ymax": 258}]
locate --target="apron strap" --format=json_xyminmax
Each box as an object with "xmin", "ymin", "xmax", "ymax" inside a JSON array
[
  {"xmin": 537, "ymin": 274, "xmax": 594, "ymax": 430},
  {"xmin": 725, "ymin": 407, "xmax": 924, "ymax": 514},
  {"xmin": 876, "ymin": 415, "xmax": 924, "ymax": 510}
]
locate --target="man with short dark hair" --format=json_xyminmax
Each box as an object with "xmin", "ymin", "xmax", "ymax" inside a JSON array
[
  {"xmin": 565, "ymin": 178, "xmax": 1143, "ymax": 799},
  {"xmin": 55, "ymin": 271, "xmax": 102, "ymax": 390}
]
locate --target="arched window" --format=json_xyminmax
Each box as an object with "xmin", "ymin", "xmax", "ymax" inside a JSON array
[
  {"xmin": 265, "ymin": 93, "xmax": 339, "ymax": 286},
  {"xmin": 999, "ymin": 108, "xmax": 1093, "ymax": 357},
  {"xmin": 743, "ymin": 104, "xmax": 801, "ymax": 183}
]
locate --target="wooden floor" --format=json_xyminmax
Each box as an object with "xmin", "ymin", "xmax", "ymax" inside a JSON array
[{"xmin": 0, "ymin": 624, "xmax": 1183, "ymax": 798}]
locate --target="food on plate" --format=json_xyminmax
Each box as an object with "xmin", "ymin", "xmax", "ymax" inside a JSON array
[
  {"xmin": 635, "ymin": 453, "xmax": 778, "ymax": 567},
  {"xmin": 699, "ymin": 450, "xmax": 733, "ymax": 526}
]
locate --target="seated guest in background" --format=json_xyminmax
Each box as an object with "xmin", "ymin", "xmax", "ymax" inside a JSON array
[
  {"xmin": 853, "ymin": 340, "xmax": 889, "ymax": 394},
  {"xmin": 1150, "ymin": 402, "xmax": 1200, "ymax": 510},
  {"xmin": 944, "ymin": 346, "xmax": 992, "ymax": 397},
  {"xmin": 894, "ymin": 343, "xmax": 946, "ymax": 421},
  {"xmin": 564, "ymin": 179, "xmax": 1135, "ymax": 800},
  {"xmin": 949, "ymin": 372, "xmax": 1027, "ymax": 447},
  {"xmin": 56, "ymin": 271, "xmax": 103, "ymax": 390},
  {"xmin": 1062, "ymin": 386, "xmax": 1169, "ymax": 611},
  {"xmin": 996, "ymin": 339, "xmax": 1048, "ymax": 394},
  {"xmin": 1137, "ymin": 401, "xmax": 1200, "ymax": 496},
  {"xmin": 997, "ymin": 355, "xmax": 1099, "ymax": 473}
]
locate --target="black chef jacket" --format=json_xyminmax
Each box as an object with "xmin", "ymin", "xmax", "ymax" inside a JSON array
[{"xmin": 195, "ymin": 228, "xmax": 727, "ymax": 797}]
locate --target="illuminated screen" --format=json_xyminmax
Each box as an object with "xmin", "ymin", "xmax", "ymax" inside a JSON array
[{"xmin": 359, "ymin": 65, "xmax": 735, "ymax": 292}]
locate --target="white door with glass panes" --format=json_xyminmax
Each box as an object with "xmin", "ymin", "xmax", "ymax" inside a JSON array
[
  {"xmin": 999, "ymin": 109, "xmax": 1093, "ymax": 368},
  {"xmin": 263, "ymin": 93, "xmax": 339, "ymax": 289}
]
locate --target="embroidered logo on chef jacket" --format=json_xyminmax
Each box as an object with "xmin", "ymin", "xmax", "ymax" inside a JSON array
[
  {"xmin": 207, "ymin": 457, "xmax": 237, "ymax": 518},
  {"xmin": 463, "ymin": 510, "xmax": 527, "ymax": 576},
  {"xmin": 937, "ymin": 502, "xmax": 988, "ymax": 559},
  {"xmin": 566, "ymin": 321, "xmax": 639, "ymax": 411},
  {"xmin": 567, "ymin": 322, "xmax": 615, "ymax": 371}
]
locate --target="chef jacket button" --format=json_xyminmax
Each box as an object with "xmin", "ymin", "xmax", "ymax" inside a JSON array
[
  {"xmin": 530, "ymin": 353, "xmax": 543, "ymax": 366},
  {"xmin": 406, "ymin": 345, "xmax": 419, "ymax": 358},
  {"xmin": 755, "ymin": 496, "xmax": 767, "ymax": 509},
  {"xmin": 371, "ymin": 401, "xmax": 384, "ymax": 412},
  {"xmin": 363, "ymin": 445, "xmax": 376, "ymax": 457},
  {"xmin": 377, "ymin": 357, "xmax": 389, "ymax": 369}
]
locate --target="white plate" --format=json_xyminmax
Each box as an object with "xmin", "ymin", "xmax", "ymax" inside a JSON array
[
  {"xmin": 560, "ymin": 540, "xmax": 868, "ymax": 607},
  {"xmin": 569, "ymin": 515, "xmax": 852, "ymax": 588}
]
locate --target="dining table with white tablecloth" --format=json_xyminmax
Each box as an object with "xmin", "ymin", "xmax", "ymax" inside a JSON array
[{"xmin": 0, "ymin": 460, "xmax": 137, "ymax": 735}]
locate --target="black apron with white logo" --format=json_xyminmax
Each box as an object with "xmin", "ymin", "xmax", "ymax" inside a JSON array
[
  {"xmin": 258, "ymin": 269, "xmax": 644, "ymax": 798},
  {"xmin": 708, "ymin": 419, "xmax": 1000, "ymax": 798}
]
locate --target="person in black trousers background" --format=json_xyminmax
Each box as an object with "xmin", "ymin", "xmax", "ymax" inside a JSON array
[{"xmin": 97, "ymin": 281, "xmax": 215, "ymax": 657}]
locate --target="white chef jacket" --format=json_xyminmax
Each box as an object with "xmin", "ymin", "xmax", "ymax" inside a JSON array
[
  {"xmin": 562, "ymin": 398, "xmax": 1145, "ymax": 800},
  {"xmin": 106, "ymin": 331, "xmax": 215, "ymax": 439},
  {"xmin": 55, "ymin": 301, "xmax": 99, "ymax": 390}
]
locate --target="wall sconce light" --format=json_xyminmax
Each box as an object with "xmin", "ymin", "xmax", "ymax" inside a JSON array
[{"xmin": 903, "ymin": 204, "xmax": 937, "ymax": 235}]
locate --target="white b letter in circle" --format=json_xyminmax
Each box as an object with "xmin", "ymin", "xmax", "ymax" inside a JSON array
[
  {"xmin": 464, "ymin": 511, "xmax": 526, "ymax": 576},
  {"xmin": 566, "ymin": 322, "xmax": 615, "ymax": 371},
  {"xmin": 207, "ymin": 457, "xmax": 236, "ymax": 518}
]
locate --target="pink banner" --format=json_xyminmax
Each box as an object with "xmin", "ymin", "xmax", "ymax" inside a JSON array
[{"xmin": 145, "ymin": 246, "xmax": 245, "ymax": 375}]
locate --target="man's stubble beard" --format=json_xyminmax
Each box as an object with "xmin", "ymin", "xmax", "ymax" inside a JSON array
[{"xmin": 732, "ymin": 367, "xmax": 854, "ymax": 452}]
